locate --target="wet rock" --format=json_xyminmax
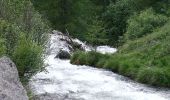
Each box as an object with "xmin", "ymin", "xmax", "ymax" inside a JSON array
[
  {"xmin": 32, "ymin": 93, "xmax": 66, "ymax": 100},
  {"xmin": 32, "ymin": 93, "xmax": 85, "ymax": 100},
  {"xmin": 72, "ymin": 42, "xmax": 84, "ymax": 51},
  {"xmin": 0, "ymin": 56, "xmax": 28, "ymax": 100},
  {"xmin": 52, "ymin": 30, "xmax": 86, "ymax": 52},
  {"xmin": 55, "ymin": 50, "xmax": 71, "ymax": 59}
]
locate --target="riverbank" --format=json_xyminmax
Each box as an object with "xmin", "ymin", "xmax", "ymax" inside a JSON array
[
  {"xmin": 30, "ymin": 55, "xmax": 170, "ymax": 100},
  {"xmin": 71, "ymin": 21, "xmax": 170, "ymax": 88},
  {"xmin": 71, "ymin": 51, "xmax": 170, "ymax": 88},
  {"xmin": 29, "ymin": 33, "xmax": 170, "ymax": 100}
]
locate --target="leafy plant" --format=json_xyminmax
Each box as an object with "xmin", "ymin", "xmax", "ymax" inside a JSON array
[
  {"xmin": 12, "ymin": 33, "xmax": 44, "ymax": 79},
  {"xmin": 124, "ymin": 8, "xmax": 168, "ymax": 41}
]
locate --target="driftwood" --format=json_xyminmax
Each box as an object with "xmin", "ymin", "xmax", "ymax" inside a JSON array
[
  {"xmin": 65, "ymin": 29, "xmax": 74, "ymax": 44},
  {"xmin": 64, "ymin": 29, "xmax": 84, "ymax": 51}
]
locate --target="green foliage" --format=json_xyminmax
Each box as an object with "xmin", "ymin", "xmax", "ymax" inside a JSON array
[
  {"xmin": 31, "ymin": 0, "xmax": 170, "ymax": 46},
  {"xmin": 102, "ymin": 0, "xmax": 169, "ymax": 46},
  {"xmin": 137, "ymin": 68, "xmax": 170, "ymax": 87},
  {"xmin": 0, "ymin": 0, "xmax": 50, "ymax": 45},
  {"xmin": 0, "ymin": 38, "xmax": 6, "ymax": 56},
  {"xmin": 124, "ymin": 8, "xmax": 168, "ymax": 41},
  {"xmin": 32, "ymin": 0, "xmax": 93, "ymax": 36},
  {"xmin": 0, "ymin": 20, "xmax": 19, "ymax": 56},
  {"xmin": 71, "ymin": 20, "xmax": 170, "ymax": 87},
  {"xmin": 0, "ymin": 0, "xmax": 49, "ymax": 81},
  {"xmin": 85, "ymin": 18, "xmax": 108, "ymax": 46},
  {"xmin": 152, "ymin": 0, "xmax": 170, "ymax": 16},
  {"xmin": 118, "ymin": 21, "xmax": 170, "ymax": 87},
  {"xmin": 71, "ymin": 51, "xmax": 110, "ymax": 67},
  {"xmin": 12, "ymin": 34, "xmax": 44, "ymax": 79},
  {"xmin": 104, "ymin": 56, "xmax": 120, "ymax": 72},
  {"xmin": 32, "ymin": 0, "xmax": 111, "ymax": 45},
  {"xmin": 103, "ymin": 0, "xmax": 137, "ymax": 46}
]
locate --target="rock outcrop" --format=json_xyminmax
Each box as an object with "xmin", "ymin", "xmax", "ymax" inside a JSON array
[
  {"xmin": 0, "ymin": 56, "xmax": 28, "ymax": 100},
  {"xmin": 51, "ymin": 30, "xmax": 92, "ymax": 53},
  {"xmin": 55, "ymin": 50, "xmax": 71, "ymax": 59}
]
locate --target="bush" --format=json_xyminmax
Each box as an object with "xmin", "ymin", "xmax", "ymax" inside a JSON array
[
  {"xmin": 12, "ymin": 33, "xmax": 44, "ymax": 79},
  {"xmin": 70, "ymin": 1, "xmax": 170, "ymax": 88},
  {"xmin": 70, "ymin": 51, "xmax": 81, "ymax": 64},
  {"xmin": 85, "ymin": 51, "xmax": 103, "ymax": 66},
  {"xmin": 104, "ymin": 56, "xmax": 120, "ymax": 72},
  {"xmin": 137, "ymin": 68, "xmax": 170, "ymax": 87},
  {"xmin": 103, "ymin": 0, "xmax": 136, "ymax": 46},
  {"xmin": 0, "ymin": 0, "xmax": 49, "ymax": 82},
  {"xmin": 96, "ymin": 57, "xmax": 108, "ymax": 68},
  {"xmin": 0, "ymin": 38, "xmax": 6, "ymax": 56},
  {"xmin": 0, "ymin": 20, "xmax": 19, "ymax": 56},
  {"xmin": 124, "ymin": 8, "xmax": 168, "ymax": 41},
  {"xmin": 71, "ymin": 51, "xmax": 109, "ymax": 67},
  {"xmin": 70, "ymin": 51, "xmax": 87, "ymax": 65}
]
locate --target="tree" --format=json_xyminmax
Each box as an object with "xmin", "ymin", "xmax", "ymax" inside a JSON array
[
  {"xmin": 86, "ymin": 18, "xmax": 108, "ymax": 46},
  {"xmin": 124, "ymin": 8, "xmax": 168, "ymax": 41},
  {"xmin": 103, "ymin": 0, "xmax": 136, "ymax": 46}
]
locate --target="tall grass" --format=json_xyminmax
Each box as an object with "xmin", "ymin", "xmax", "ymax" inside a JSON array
[
  {"xmin": 71, "ymin": 20, "xmax": 170, "ymax": 87},
  {"xmin": 0, "ymin": 0, "xmax": 50, "ymax": 81}
]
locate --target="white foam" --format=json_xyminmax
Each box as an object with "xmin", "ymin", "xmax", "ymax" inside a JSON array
[
  {"xmin": 96, "ymin": 46, "xmax": 117, "ymax": 54},
  {"xmin": 30, "ymin": 31, "xmax": 170, "ymax": 100}
]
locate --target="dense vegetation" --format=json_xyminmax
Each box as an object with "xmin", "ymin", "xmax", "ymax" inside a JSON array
[
  {"xmin": 32, "ymin": 0, "xmax": 170, "ymax": 46},
  {"xmin": 71, "ymin": 0, "xmax": 170, "ymax": 87},
  {"xmin": 0, "ymin": 0, "xmax": 50, "ymax": 81},
  {"xmin": 32, "ymin": 0, "xmax": 112, "ymax": 46},
  {"xmin": 0, "ymin": 0, "xmax": 170, "ymax": 88}
]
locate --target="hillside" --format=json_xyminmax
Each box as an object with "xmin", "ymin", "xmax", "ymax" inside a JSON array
[
  {"xmin": 71, "ymin": 18, "xmax": 170, "ymax": 87},
  {"xmin": 70, "ymin": 0, "xmax": 170, "ymax": 88},
  {"xmin": 108, "ymin": 20, "xmax": 170, "ymax": 87}
]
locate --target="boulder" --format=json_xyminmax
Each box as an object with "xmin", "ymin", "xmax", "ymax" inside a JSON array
[
  {"xmin": 72, "ymin": 42, "xmax": 84, "ymax": 51},
  {"xmin": 0, "ymin": 56, "xmax": 28, "ymax": 100},
  {"xmin": 55, "ymin": 50, "xmax": 71, "ymax": 59}
]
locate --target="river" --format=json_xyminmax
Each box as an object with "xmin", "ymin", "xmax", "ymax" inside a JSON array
[{"xmin": 30, "ymin": 32, "xmax": 170, "ymax": 100}]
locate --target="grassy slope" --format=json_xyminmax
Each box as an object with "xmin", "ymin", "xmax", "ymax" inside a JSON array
[{"xmin": 71, "ymin": 21, "xmax": 170, "ymax": 87}]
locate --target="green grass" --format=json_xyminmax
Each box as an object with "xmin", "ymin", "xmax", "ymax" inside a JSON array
[
  {"xmin": 71, "ymin": 21, "xmax": 170, "ymax": 88},
  {"xmin": 70, "ymin": 50, "xmax": 111, "ymax": 66}
]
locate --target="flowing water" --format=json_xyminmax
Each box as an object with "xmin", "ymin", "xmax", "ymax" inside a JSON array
[{"xmin": 30, "ymin": 32, "xmax": 170, "ymax": 100}]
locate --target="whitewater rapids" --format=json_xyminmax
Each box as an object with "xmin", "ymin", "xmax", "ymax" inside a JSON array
[{"xmin": 30, "ymin": 32, "xmax": 170, "ymax": 100}]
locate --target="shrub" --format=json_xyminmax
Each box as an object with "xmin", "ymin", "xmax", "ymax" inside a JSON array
[
  {"xmin": 70, "ymin": 1, "xmax": 170, "ymax": 88},
  {"xmin": 12, "ymin": 33, "xmax": 44, "ymax": 79},
  {"xmin": 85, "ymin": 51, "xmax": 102, "ymax": 66},
  {"xmin": 0, "ymin": 0, "xmax": 49, "ymax": 82},
  {"xmin": 71, "ymin": 51, "xmax": 109, "ymax": 67},
  {"xmin": 104, "ymin": 56, "xmax": 120, "ymax": 72},
  {"xmin": 103, "ymin": 0, "xmax": 136, "ymax": 46},
  {"xmin": 96, "ymin": 58, "xmax": 108, "ymax": 68},
  {"xmin": 70, "ymin": 50, "xmax": 82, "ymax": 64},
  {"xmin": 137, "ymin": 68, "xmax": 170, "ymax": 87},
  {"xmin": 0, "ymin": 20, "xmax": 19, "ymax": 56},
  {"xmin": 0, "ymin": 38, "xmax": 6, "ymax": 56},
  {"xmin": 71, "ymin": 51, "xmax": 88, "ymax": 65},
  {"xmin": 124, "ymin": 8, "xmax": 168, "ymax": 41}
]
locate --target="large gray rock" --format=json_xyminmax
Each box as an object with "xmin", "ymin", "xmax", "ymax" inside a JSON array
[{"xmin": 0, "ymin": 56, "xmax": 28, "ymax": 100}]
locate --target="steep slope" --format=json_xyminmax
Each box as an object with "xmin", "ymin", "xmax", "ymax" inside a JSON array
[
  {"xmin": 112, "ymin": 20, "xmax": 170, "ymax": 87},
  {"xmin": 71, "ymin": 20, "xmax": 170, "ymax": 87}
]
